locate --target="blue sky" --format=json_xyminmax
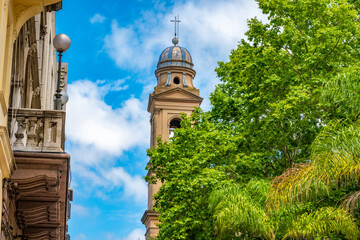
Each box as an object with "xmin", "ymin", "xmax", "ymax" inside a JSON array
[{"xmin": 55, "ymin": 0, "xmax": 265, "ymax": 239}]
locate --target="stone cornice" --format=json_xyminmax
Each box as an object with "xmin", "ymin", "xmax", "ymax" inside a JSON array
[
  {"xmin": 141, "ymin": 210, "xmax": 160, "ymax": 224},
  {"xmin": 148, "ymin": 87, "xmax": 203, "ymax": 113}
]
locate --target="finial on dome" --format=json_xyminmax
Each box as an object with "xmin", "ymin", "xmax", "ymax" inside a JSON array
[
  {"xmin": 170, "ymin": 15, "xmax": 181, "ymax": 45},
  {"xmin": 172, "ymin": 37, "xmax": 179, "ymax": 46}
]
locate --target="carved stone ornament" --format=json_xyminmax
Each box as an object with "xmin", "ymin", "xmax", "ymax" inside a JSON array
[
  {"xmin": 27, "ymin": 43, "xmax": 37, "ymax": 57},
  {"xmin": 44, "ymin": 2, "xmax": 63, "ymax": 12},
  {"xmin": 40, "ymin": 25, "xmax": 47, "ymax": 40}
]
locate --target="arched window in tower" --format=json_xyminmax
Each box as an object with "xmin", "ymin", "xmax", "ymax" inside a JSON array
[
  {"xmin": 173, "ymin": 76, "xmax": 180, "ymax": 85},
  {"xmin": 169, "ymin": 118, "xmax": 181, "ymax": 138}
]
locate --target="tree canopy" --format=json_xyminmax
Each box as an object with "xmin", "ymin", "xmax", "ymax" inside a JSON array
[{"xmin": 146, "ymin": 0, "xmax": 360, "ymax": 239}]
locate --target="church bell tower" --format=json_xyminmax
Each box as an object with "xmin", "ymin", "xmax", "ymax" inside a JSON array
[{"xmin": 141, "ymin": 17, "xmax": 203, "ymax": 239}]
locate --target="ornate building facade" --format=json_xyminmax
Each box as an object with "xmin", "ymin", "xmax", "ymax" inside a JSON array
[
  {"xmin": 142, "ymin": 37, "xmax": 203, "ymax": 239},
  {"xmin": 0, "ymin": 1, "xmax": 71, "ymax": 239}
]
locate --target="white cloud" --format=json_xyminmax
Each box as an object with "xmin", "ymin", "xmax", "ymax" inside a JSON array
[
  {"xmin": 72, "ymin": 204, "xmax": 90, "ymax": 216},
  {"xmin": 67, "ymin": 161, "xmax": 147, "ymax": 203},
  {"xmin": 104, "ymin": 21, "xmax": 156, "ymax": 70},
  {"xmin": 104, "ymin": 0, "xmax": 266, "ymax": 109},
  {"xmin": 96, "ymin": 78, "xmax": 129, "ymax": 92},
  {"xmin": 103, "ymin": 167, "xmax": 147, "ymax": 201},
  {"xmin": 66, "ymin": 79, "xmax": 148, "ymax": 203},
  {"xmin": 90, "ymin": 13, "xmax": 106, "ymax": 24},
  {"xmin": 66, "ymin": 79, "xmax": 149, "ymax": 155},
  {"xmin": 123, "ymin": 229, "xmax": 145, "ymax": 240}
]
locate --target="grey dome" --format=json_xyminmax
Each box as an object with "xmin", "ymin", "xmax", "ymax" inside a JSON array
[{"xmin": 157, "ymin": 45, "xmax": 193, "ymax": 69}]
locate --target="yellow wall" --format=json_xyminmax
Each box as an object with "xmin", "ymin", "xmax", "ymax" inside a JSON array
[
  {"xmin": 0, "ymin": 0, "xmax": 62, "ymax": 177},
  {"xmin": 0, "ymin": 0, "xmax": 62, "ymax": 234}
]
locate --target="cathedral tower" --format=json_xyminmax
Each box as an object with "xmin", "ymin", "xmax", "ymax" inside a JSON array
[{"xmin": 141, "ymin": 22, "xmax": 203, "ymax": 239}]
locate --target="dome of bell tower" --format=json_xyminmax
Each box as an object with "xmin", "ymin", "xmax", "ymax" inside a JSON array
[{"xmin": 157, "ymin": 38, "xmax": 193, "ymax": 69}]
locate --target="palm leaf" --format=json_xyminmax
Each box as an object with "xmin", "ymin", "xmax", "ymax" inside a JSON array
[
  {"xmin": 341, "ymin": 190, "xmax": 360, "ymax": 214},
  {"xmin": 268, "ymin": 120, "xmax": 360, "ymax": 207},
  {"xmin": 267, "ymin": 163, "xmax": 329, "ymax": 208},
  {"xmin": 284, "ymin": 207, "xmax": 360, "ymax": 240},
  {"xmin": 209, "ymin": 183, "xmax": 274, "ymax": 239}
]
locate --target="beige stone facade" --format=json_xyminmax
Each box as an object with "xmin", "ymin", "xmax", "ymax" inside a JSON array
[
  {"xmin": 0, "ymin": 0, "xmax": 63, "ymax": 178},
  {"xmin": 0, "ymin": 1, "xmax": 72, "ymax": 239},
  {"xmin": 142, "ymin": 39, "xmax": 203, "ymax": 239}
]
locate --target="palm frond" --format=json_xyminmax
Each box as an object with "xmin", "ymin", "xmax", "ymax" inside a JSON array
[
  {"xmin": 267, "ymin": 163, "xmax": 329, "ymax": 208},
  {"xmin": 284, "ymin": 207, "xmax": 360, "ymax": 240},
  {"xmin": 311, "ymin": 152, "xmax": 360, "ymax": 186},
  {"xmin": 310, "ymin": 121, "xmax": 360, "ymax": 186},
  {"xmin": 311, "ymin": 120, "xmax": 360, "ymax": 161},
  {"xmin": 210, "ymin": 184, "xmax": 274, "ymax": 239},
  {"xmin": 268, "ymin": 121, "xmax": 360, "ymax": 207},
  {"xmin": 244, "ymin": 178, "xmax": 271, "ymax": 205},
  {"xmin": 320, "ymin": 67, "xmax": 360, "ymax": 120},
  {"xmin": 341, "ymin": 190, "xmax": 360, "ymax": 214}
]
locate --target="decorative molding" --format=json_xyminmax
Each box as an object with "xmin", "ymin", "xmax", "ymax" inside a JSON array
[
  {"xmin": 40, "ymin": 25, "xmax": 47, "ymax": 40},
  {"xmin": 141, "ymin": 210, "xmax": 160, "ymax": 224},
  {"xmin": 166, "ymin": 72, "xmax": 171, "ymax": 86},
  {"xmin": 155, "ymin": 65, "xmax": 196, "ymax": 78},
  {"xmin": 16, "ymin": 202, "xmax": 59, "ymax": 227},
  {"xmin": 12, "ymin": 175, "xmax": 58, "ymax": 196},
  {"xmin": 141, "ymin": 210, "xmax": 160, "ymax": 239},
  {"xmin": 152, "ymin": 87, "xmax": 202, "ymax": 100},
  {"xmin": 182, "ymin": 72, "xmax": 188, "ymax": 87},
  {"xmin": 44, "ymin": 1, "xmax": 62, "ymax": 12},
  {"xmin": 23, "ymin": 229, "xmax": 58, "ymax": 240},
  {"xmin": 11, "ymin": 151, "xmax": 70, "ymax": 240},
  {"xmin": 0, "ymin": 90, "xmax": 7, "ymax": 117},
  {"xmin": 27, "ymin": 43, "xmax": 37, "ymax": 57},
  {"xmin": 3, "ymin": 178, "xmax": 19, "ymax": 201},
  {"xmin": 148, "ymin": 87, "xmax": 203, "ymax": 113}
]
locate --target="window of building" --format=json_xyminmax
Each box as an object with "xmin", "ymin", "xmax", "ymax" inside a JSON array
[
  {"xmin": 169, "ymin": 119, "xmax": 181, "ymax": 138},
  {"xmin": 173, "ymin": 77, "xmax": 180, "ymax": 85}
]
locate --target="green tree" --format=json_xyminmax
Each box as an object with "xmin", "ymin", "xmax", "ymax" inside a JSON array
[
  {"xmin": 266, "ymin": 67, "xmax": 360, "ymax": 239},
  {"xmin": 210, "ymin": 181, "xmax": 360, "ymax": 240},
  {"xmin": 211, "ymin": 0, "xmax": 360, "ymax": 174},
  {"xmin": 146, "ymin": 0, "xmax": 360, "ymax": 238},
  {"xmin": 147, "ymin": 112, "xmax": 264, "ymax": 240},
  {"xmin": 266, "ymin": 120, "xmax": 360, "ymax": 239},
  {"xmin": 209, "ymin": 179, "xmax": 275, "ymax": 239}
]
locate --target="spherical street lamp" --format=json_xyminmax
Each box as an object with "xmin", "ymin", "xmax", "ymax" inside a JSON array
[
  {"xmin": 53, "ymin": 34, "xmax": 71, "ymax": 110},
  {"xmin": 54, "ymin": 34, "xmax": 71, "ymax": 53},
  {"xmin": 60, "ymin": 91, "xmax": 69, "ymax": 105}
]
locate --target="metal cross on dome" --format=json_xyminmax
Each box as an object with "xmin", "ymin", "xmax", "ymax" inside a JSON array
[{"xmin": 171, "ymin": 15, "xmax": 181, "ymax": 38}]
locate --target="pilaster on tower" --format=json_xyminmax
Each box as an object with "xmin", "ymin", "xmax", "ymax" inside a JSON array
[{"xmin": 141, "ymin": 33, "xmax": 202, "ymax": 239}]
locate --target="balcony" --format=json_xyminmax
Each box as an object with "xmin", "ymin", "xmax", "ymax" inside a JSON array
[{"xmin": 8, "ymin": 108, "xmax": 65, "ymax": 152}]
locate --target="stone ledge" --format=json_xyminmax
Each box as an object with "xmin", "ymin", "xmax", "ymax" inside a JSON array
[{"xmin": 141, "ymin": 210, "xmax": 160, "ymax": 224}]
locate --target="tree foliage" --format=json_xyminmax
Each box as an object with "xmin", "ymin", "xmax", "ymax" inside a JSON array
[
  {"xmin": 146, "ymin": 0, "xmax": 360, "ymax": 239},
  {"xmin": 284, "ymin": 207, "xmax": 360, "ymax": 240},
  {"xmin": 209, "ymin": 180, "xmax": 274, "ymax": 239},
  {"xmin": 211, "ymin": 0, "xmax": 360, "ymax": 174},
  {"xmin": 147, "ymin": 111, "xmax": 269, "ymax": 239}
]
